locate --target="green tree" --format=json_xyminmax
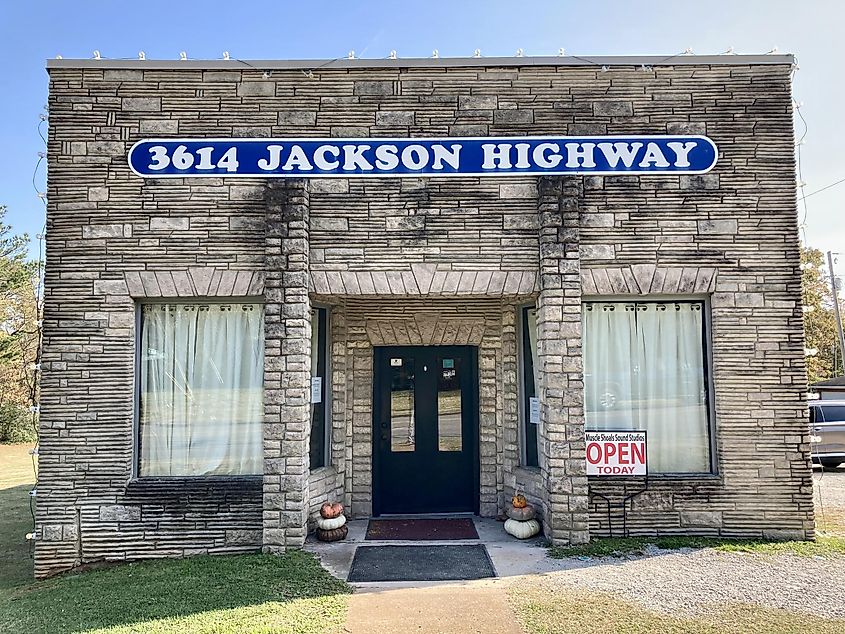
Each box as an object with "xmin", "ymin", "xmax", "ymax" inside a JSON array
[
  {"xmin": 801, "ymin": 246, "xmax": 842, "ymax": 385},
  {"xmin": 0, "ymin": 205, "xmax": 39, "ymax": 443}
]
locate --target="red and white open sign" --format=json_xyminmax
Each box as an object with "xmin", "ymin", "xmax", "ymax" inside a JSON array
[{"xmin": 586, "ymin": 431, "xmax": 648, "ymax": 476}]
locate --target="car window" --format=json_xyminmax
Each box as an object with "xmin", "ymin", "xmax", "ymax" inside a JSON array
[
  {"xmin": 820, "ymin": 405, "xmax": 845, "ymax": 422},
  {"xmin": 810, "ymin": 406, "xmax": 817, "ymax": 424}
]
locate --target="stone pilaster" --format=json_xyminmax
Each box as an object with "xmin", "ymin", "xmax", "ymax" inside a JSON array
[
  {"xmin": 536, "ymin": 176, "xmax": 589, "ymax": 545},
  {"xmin": 263, "ymin": 179, "xmax": 311, "ymax": 553}
]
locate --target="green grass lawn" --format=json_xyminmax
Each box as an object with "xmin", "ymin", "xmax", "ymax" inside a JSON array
[
  {"xmin": 0, "ymin": 443, "xmax": 352, "ymax": 634},
  {"xmin": 0, "ymin": 442, "xmax": 37, "ymax": 590},
  {"xmin": 549, "ymin": 533, "xmax": 845, "ymax": 559},
  {"xmin": 509, "ymin": 583, "xmax": 845, "ymax": 634}
]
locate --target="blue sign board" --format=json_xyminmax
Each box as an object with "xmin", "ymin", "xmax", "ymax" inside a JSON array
[{"xmin": 128, "ymin": 135, "xmax": 717, "ymax": 178}]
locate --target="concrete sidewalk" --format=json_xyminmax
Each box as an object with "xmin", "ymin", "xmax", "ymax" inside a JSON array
[{"xmin": 343, "ymin": 581, "xmax": 525, "ymax": 634}]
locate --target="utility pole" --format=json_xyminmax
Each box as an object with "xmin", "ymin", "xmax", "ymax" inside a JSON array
[{"xmin": 827, "ymin": 250, "xmax": 845, "ymax": 376}]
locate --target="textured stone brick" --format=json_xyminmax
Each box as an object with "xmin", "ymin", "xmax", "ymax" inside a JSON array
[
  {"xmin": 698, "ymin": 219, "xmax": 738, "ymax": 234},
  {"xmin": 353, "ymin": 81, "xmax": 394, "ymax": 96},
  {"xmin": 680, "ymin": 510, "xmax": 723, "ymax": 528},
  {"xmin": 311, "ymin": 217, "xmax": 348, "ymax": 232},
  {"xmin": 88, "ymin": 141, "xmax": 124, "ymax": 156},
  {"xmin": 667, "ymin": 121, "xmax": 707, "ymax": 135},
  {"xmin": 375, "ymin": 110, "xmax": 414, "ymax": 126},
  {"xmin": 99, "ymin": 505, "xmax": 141, "ymax": 522},
  {"xmin": 278, "ymin": 111, "xmax": 317, "ymax": 126},
  {"xmin": 122, "ymin": 97, "xmax": 160, "ymax": 111},
  {"xmin": 140, "ymin": 119, "xmax": 178, "ymax": 134},
  {"xmin": 680, "ymin": 174, "xmax": 720, "ymax": 190},
  {"xmin": 104, "ymin": 69, "xmax": 143, "ymax": 81},
  {"xmin": 385, "ymin": 216, "xmax": 424, "ymax": 231},
  {"xmin": 82, "ymin": 224, "xmax": 127, "ymax": 239},
  {"xmin": 580, "ymin": 244, "xmax": 615, "ymax": 260},
  {"xmin": 593, "ymin": 101, "xmax": 634, "ymax": 117},
  {"xmin": 499, "ymin": 183, "xmax": 538, "ymax": 199},
  {"xmin": 309, "ymin": 179, "xmax": 349, "ymax": 194},
  {"xmin": 150, "ymin": 217, "xmax": 189, "ymax": 231},
  {"xmin": 237, "ymin": 82, "xmax": 275, "ymax": 96},
  {"xmin": 459, "ymin": 95, "xmax": 497, "ymax": 110},
  {"xmin": 494, "ymin": 109, "xmax": 533, "ymax": 124}
]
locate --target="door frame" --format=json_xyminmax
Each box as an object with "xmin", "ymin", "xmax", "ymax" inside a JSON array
[{"xmin": 371, "ymin": 345, "xmax": 481, "ymax": 516}]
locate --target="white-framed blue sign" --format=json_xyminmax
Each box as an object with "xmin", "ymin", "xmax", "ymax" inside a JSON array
[{"xmin": 127, "ymin": 135, "xmax": 718, "ymax": 178}]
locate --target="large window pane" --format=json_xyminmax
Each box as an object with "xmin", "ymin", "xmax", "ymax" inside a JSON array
[
  {"xmin": 139, "ymin": 303, "xmax": 264, "ymax": 476},
  {"xmin": 583, "ymin": 301, "xmax": 711, "ymax": 473}
]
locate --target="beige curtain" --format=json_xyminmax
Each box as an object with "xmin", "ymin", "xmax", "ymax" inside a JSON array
[
  {"xmin": 139, "ymin": 303, "xmax": 264, "ymax": 476},
  {"xmin": 583, "ymin": 301, "xmax": 710, "ymax": 473}
]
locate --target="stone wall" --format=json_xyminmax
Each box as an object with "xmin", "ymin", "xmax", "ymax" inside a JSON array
[
  {"xmin": 36, "ymin": 58, "xmax": 812, "ymax": 577},
  {"xmin": 263, "ymin": 180, "xmax": 311, "ymax": 553}
]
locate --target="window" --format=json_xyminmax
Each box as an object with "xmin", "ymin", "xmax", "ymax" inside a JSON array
[
  {"xmin": 310, "ymin": 307, "xmax": 330, "ymax": 469},
  {"xmin": 138, "ymin": 303, "xmax": 264, "ymax": 476},
  {"xmin": 583, "ymin": 301, "xmax": 712, "ymax": 474},
  {"xmin": 819, "ymin": 405, "xmax": 845, "ymax": 422},
  {"xmin": 519, "ymin": 306, "xmax": 539, "ymax": 467}
]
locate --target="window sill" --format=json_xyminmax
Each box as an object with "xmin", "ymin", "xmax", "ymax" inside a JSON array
[{"xmin": 588, "ymin": 473, "xmax": 721, "ymax": 485}]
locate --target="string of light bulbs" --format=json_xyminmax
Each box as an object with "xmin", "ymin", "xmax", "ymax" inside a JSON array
[
  {"xmin": 24, "ymin": 105, "xmax": 48, "ymax": 550},
  {"xmin": 55, "ymin": 46, "xmax": 787, "ymax": 64}
]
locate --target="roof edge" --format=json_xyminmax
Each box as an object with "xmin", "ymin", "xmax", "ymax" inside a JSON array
[
  {"xmin": 46, "ymin": 54, "xmax": 795, "ymax": 71},
  {"xmin": 811, "ymin": 376, "xmax": 845, "ymax": 387}
]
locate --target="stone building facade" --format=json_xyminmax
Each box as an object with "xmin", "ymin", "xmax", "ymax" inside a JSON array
[{"xmin": 35, "ymin": 54, "xmax": 814, "ymax": 577}]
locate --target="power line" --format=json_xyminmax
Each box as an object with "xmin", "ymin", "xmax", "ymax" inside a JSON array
[{"xmin": 799, "ymin": 176, "xmax": 845, "ymax": 202}]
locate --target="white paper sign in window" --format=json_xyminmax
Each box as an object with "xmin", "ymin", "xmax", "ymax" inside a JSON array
[
  {"xmin": 311, "ymin": 376, "xmax": 323, "ymax": 404},
  {"xmin": 529, "ymin": 397, "xmax": 540, "ymax": 425}
]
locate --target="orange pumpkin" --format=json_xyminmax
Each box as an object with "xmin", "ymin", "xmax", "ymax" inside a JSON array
[
  {"xmin": 507, "ymin": 504, "xmax": 536, "ymax": 521},
  {"xmin": 320, "ymin": 502, "xmax": 344, "ymax": 519},
  {"xmin": 512, "ymin": 494, "xmax": 528, "ymax": 509}
]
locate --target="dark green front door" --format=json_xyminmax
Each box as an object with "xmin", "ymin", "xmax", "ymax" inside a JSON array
[{"xmin": 373, "ymin": 346, "xmax": 478, "ymax": 515}]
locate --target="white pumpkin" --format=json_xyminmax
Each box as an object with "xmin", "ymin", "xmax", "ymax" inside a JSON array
[
  {"xmin": 504, "ymin": 518, "xmax": 540, "ymax": 540},
  {"xmin": 316, "ymin": 514, "xmax": 346, "ymax": 531}
]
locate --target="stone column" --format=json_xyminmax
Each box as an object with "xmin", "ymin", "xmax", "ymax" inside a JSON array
[
  {"xmin": 536, "ymin": 176, "xmax": 589, "ymax": 546},
  {"xmin": 263, "ymin": 179, "xmax": 311, "ymax": 553}
]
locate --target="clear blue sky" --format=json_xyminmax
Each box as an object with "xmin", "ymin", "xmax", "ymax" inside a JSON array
[{"xmin": 1, "ymin": 1, "xmax": 842, "ymax": 271}]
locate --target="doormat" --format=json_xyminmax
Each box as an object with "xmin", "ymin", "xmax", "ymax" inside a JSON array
[
  {"xmin": 365, "ymin": 518, "xmax": 479, "ymax": 541},
  {"xmin": 347, "ymin": 544, "xmax": 496, "ymax": 582}
]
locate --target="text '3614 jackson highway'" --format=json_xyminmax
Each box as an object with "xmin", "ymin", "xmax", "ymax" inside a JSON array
[{"xmin": 127, "ymin": 135, "xmax": 718, "ymax": 178}]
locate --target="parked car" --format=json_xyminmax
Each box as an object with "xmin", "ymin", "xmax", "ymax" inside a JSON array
[{"xmin": 809, "ymin": 400, "xmax": 845, "ymax": 468}]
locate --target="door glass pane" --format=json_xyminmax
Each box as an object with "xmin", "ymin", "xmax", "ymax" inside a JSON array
[
  {"xmin": 390, "ymin": 357, "xmax": 415, "ymax": 452},
  {"xmin": 438, "ymin": 357, "xmax": 463, "ymax": 452}
]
